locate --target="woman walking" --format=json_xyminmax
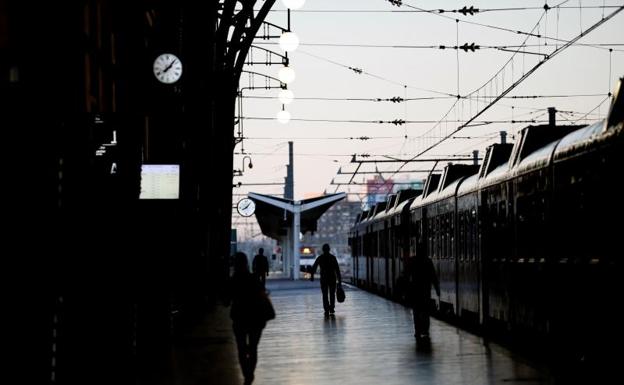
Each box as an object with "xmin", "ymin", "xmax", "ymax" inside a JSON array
[{"xmin": 228, "ymin": 252, "xmax": 269, "ymax": 385}]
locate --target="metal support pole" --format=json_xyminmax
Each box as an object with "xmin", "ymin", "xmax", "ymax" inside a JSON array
[
  {"xmin": 283, "ymin": 232, "xmax": 290, "ymax": 277},
  {"xmin": 292, "ymin": 204, "xmax": 300, "ymax": 280}
]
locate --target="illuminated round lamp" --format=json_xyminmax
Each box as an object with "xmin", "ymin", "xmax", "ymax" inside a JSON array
[
  {"xmin": 278, "ymin": 89, "xmax": 294, "ymax": 105},
  {"xmin": 279, "ymin": 32, "xmax": 299, "ymax": 52},
  {"xmin": 282, "ymin": 0, "xmax": 305, "ymax": 10},
  {"xmin": 277, "ymin": 109, "xmax": 291, "ymax": 124},
  {"xmin": 278, "ymin": 66, "xmax": 296, "ymax": 84}
]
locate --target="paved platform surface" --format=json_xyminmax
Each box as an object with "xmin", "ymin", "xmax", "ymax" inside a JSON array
[{"xmin": 170, "ymin": 278, "xmax": 565, "ymax": 385}]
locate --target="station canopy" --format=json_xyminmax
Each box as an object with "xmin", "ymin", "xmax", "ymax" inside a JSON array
[{"xmin": 248, "ymin": 192, "xmax": 346, "ymax": 240}]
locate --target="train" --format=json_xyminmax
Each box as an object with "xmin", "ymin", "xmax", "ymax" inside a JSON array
[
  {"xmin": 299, "ymin": 245, "xmax": 317, "ymax": 273},
  {"xmin": 349, "ymin": 78, "xmax": 623, "ymax": 364}
]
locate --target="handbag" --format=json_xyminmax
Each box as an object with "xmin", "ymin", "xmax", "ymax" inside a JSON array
[
  {"xmin": 257, "ymin": 290, "xmax": 276, "ymax": 321},
  {"xmin": 336, "ymin": 283, "xmax": 345, "ymax": 303}
]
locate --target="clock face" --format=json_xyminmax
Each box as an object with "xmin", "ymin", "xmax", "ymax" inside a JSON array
[
  {"xmin": 237, "ymin": 198, "xmax": 256, "ymax": 217},
  {"xmin": 153, "ymin": 53, "xmax": 183, "ymax": 84}
]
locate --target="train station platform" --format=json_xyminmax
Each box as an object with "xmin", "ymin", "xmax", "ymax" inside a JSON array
[{"xmin": 165, "ymin": 278, "xmax": 585, "ymax": 385}]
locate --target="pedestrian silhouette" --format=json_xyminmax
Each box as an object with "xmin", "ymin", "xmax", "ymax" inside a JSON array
[
  {"xmin": 227, "ymin": 252, "xmax": 268, "ymax": 385},
  {"xmin": 407, "ymin": 256, "xmax": 440, "ymax": 343},
  {"xmin": 310, "ymin": 244, "xmax": 342, "ymax": 316},
  {"xmin": 252, "ymin": 248, "xmax": 269, "ymax": 288}
]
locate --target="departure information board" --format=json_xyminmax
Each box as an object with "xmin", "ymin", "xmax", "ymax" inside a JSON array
[{"xmin": 139, "ymin": 164, "xmax": 180, "ymax": 199}]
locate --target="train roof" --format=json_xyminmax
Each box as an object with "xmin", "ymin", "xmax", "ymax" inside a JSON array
[
  {"xmin": 553, "ymin": 120, "xmax": 611, "ymax": 161},
  {"xmin": 438, "ymin": 164, "xmax": 479, "ymax": 192},
  {"xmin": 387, "ymin": 190, "xmax": 422, "ymax": 217},
  {"xmin": 370, "ymin": 202, "xmax": 388, "ymax": 221},
  {"xmin": 385, "ymin": 194, "xmax": 398, "ymax": 213},
  {"xmin": 479, "ymin": 162, "xmax": 510, "ymax": 189},
  {"xmin": 409, "ymin": 173, "xmax": 441, "ymax": 210},
  {"xmin": 607, "ymin": 77, "xmax": 624, "ymax": 130},
  {"xmin": 373, "ymin": 193, "xmax": 401, "ymax": 221},
  {"xmin": 457, "ymin": 173, "xmax": 479, "ymax": 196},
  {"xmin": 513, "ymin": 139, "xmax": 560, "ymax": 176},
  {"xmin": 392, "ymin": 197, "xmax": 416, "ymax": 216},
  {"xmin": 509, "ymin": 123, "xmax": 583, "ymax": 169},
  {"xmin": 420, "ymin": 163, "xmax": 479, "ymax": 204},
  {"xmin": 453, "ymin": 142, "xmax": 511, "ymax": 192},
  {"xmin": 554, "ymin": 82, "xmax": 623, "ymax": 160},
  {"xmin": 431, "ymin": 177, "xmax": 464, "ymax": 202},
  {"xmin": 478, "ymin": 143, "xmax": 514, "ymax": 179},
  {"xmin": 356, "ymin": 210, "xmax": 370, "ymax": 227}
]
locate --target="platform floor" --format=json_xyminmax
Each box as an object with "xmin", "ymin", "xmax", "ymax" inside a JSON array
[{"xmin": 172, "ymin": 279, "xmax": 557, "ymax": 385}]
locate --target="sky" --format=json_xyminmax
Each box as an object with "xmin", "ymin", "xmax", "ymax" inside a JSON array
[{"xmin": 232, "ymin": 0, "xmax": 624, "ymax": 235}]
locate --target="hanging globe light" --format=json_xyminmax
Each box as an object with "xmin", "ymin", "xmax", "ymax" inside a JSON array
[
  {"xmin": 282, "ymin": 0, "xmax": 305, "ymax": 10},
  {"xmin": 279, "ymin": 32, "xmax": 299, "ymax": 52},
  {"xmin": 278, "ymin": 89, "xmax": 294, "ymax": 105},
  {"xmin": 278, "ymin": 66, "xmax": 296, "ymax": 84},
  {"xmin": 277, "ymin": 109, "xmax": 291, "ymax": 124}
]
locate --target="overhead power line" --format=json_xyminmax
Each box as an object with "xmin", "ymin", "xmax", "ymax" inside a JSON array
[
  {"xmin": 297, "ymin": 50, "xmax": 457, "ymax": 97},
  {"xmin": 242, "ymin": 93, "xmax": 608, "ymax": 102},
  {"xmin": 255, "ymin": 5, "xmax": 624, "ymax": 13},
  {"xmin": 410, "ymin": 5, "xmax": 624, "ymax": 163},
  {"xmin": 242, "ymin": 116, "xmax": 566, "ymax": 125},
  {"xmin": 395, "ymin": 0, "xmax": 610, "ymax": 48},
  {"xmin": 256, "ymin": 41, "xmax": 624, "ymax": 52}
]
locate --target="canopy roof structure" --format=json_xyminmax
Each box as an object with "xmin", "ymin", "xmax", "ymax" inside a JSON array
[{"xmin": 248, "ymin": 192, "xmax": 346, "ymax": 240}]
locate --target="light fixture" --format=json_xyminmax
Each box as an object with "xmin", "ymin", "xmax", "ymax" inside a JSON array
[
  {"xmin": 278, "ymin": 89, "xmax": 294, "ymax": 105},
  {"xmin": 279, "ymin": 32, "xmax": 299, "ymax": 52},
  {"xmin": 243, "ymin": 155, "xmax": 253, "ymax": 171},
  {"xmin": 282, "ymin": 0, "xmax": 305, "ymax": 10},
  {"xmin": 277, "ymin": 108, "xmax": 291, "ymax": 124},
  {"xmin": 278, "ymin": 66, "xmax": 296, "ymax": 84}
]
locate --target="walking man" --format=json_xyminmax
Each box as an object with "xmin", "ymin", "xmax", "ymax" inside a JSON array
[
  {"xmin": 252, "ymin": 248, "xmax": 269, "ymax": 288},
  {"xmin": 310, "ymin": 244, "xmax": 342, "ymax": 316},
  {"xmin": 408, "ymin": 255, "xmax": 440, "ymax": 343}
]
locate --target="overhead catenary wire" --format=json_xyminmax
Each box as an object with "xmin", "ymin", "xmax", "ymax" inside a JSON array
[
  {"xmin": 406, "ymin": 6, "xmax": 624, "ymax": 166},
  {"xmin": 241, "ymin": 93, "xmax": 609, "ymax": 102},
  {"xmin": 253, "ymin": 5, "xmax": 623, "ymax": 13},
  {"xmin": 297, "ymin": 49, "xmax": 457, "ymax": 97},
  {"xmin": 398, "ymin": 0, "xmax": 597, "ymax": 46},
  {"xmin": 254, "ymin": 41, "xmax": 624, "ymax": 52},
  {"xmin": 241, "ymin": 116, "xmax": 575, "ymax": 125},
  {"xmin": 336, "ymin": 4, "xmax": 624, "ymax": 196}
]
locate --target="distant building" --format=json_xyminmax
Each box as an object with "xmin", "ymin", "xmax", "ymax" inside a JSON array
[
  {"xmin": 393, "ymin": 179, "xmax": 424, "ymax": 193},
  {"xmin": 366, "ymin": 175, "xmax": 394, "ymax": 208}
]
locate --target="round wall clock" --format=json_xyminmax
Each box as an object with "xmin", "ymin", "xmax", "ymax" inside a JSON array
[
  {"xmin": 237, "ymin": 198, "xmax": 256, "ymax": 217},
  {"xmin": 153, "ymin": 53, "xmax": 183, "ymax": 84}
]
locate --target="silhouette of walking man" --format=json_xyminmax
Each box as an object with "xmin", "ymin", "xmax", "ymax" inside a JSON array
[
  {"xmin": 227, "ymin": 252, "xmax": 268, "ymax": 385},
  {"xmin": 252, "ymin": 248, "xmax": 269, "ymax": 288},
  {"xmin": 408, "ymin": 255, "xmax": 440, "ymax": 343},
  {"xmin": 310, "ymin": 244, "xmax": 342, "ymax": 316}
]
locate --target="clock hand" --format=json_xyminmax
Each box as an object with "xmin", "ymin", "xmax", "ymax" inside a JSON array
[
  {"xmin": 242, "ymin": 202, "xmax": 250, "ymax": 210},
  {"xmin": 163, "ymin": 59, "xmax": 177, "ymax": 73}
]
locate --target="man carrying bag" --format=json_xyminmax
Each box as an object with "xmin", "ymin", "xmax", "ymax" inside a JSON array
[{"xmin": 310, "ymin": 244, "xmax": 342, "ymax": 316}]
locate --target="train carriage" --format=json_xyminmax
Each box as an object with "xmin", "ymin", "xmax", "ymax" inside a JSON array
[
  {"xmin": 387, "ymin": 190, "xmax": 421, "ymax": 299},
  {"xmin": 456, "ymin": 172, "xmax": 480, "ymax": 324},
  {"xmin": 425, "ymin": 164, "xmax": 479, "ymax": 316},
  {"xmin": 371, "ymin": 201, "xmax": 389, "ymax": 295},
  {"xmin": 367, "ymin": 202, "xmax": 386, "ymax": 293},
  {"xmin": 408, "ymin": 174, "xmax": 439, "ymax": 308},
  {"xmin": 548, "ymin": 89, "xmax": 624, "ymax": 360},
  {"xmin": 349, "ymin": 77, "xmax": 623, "ymax": 364}
]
